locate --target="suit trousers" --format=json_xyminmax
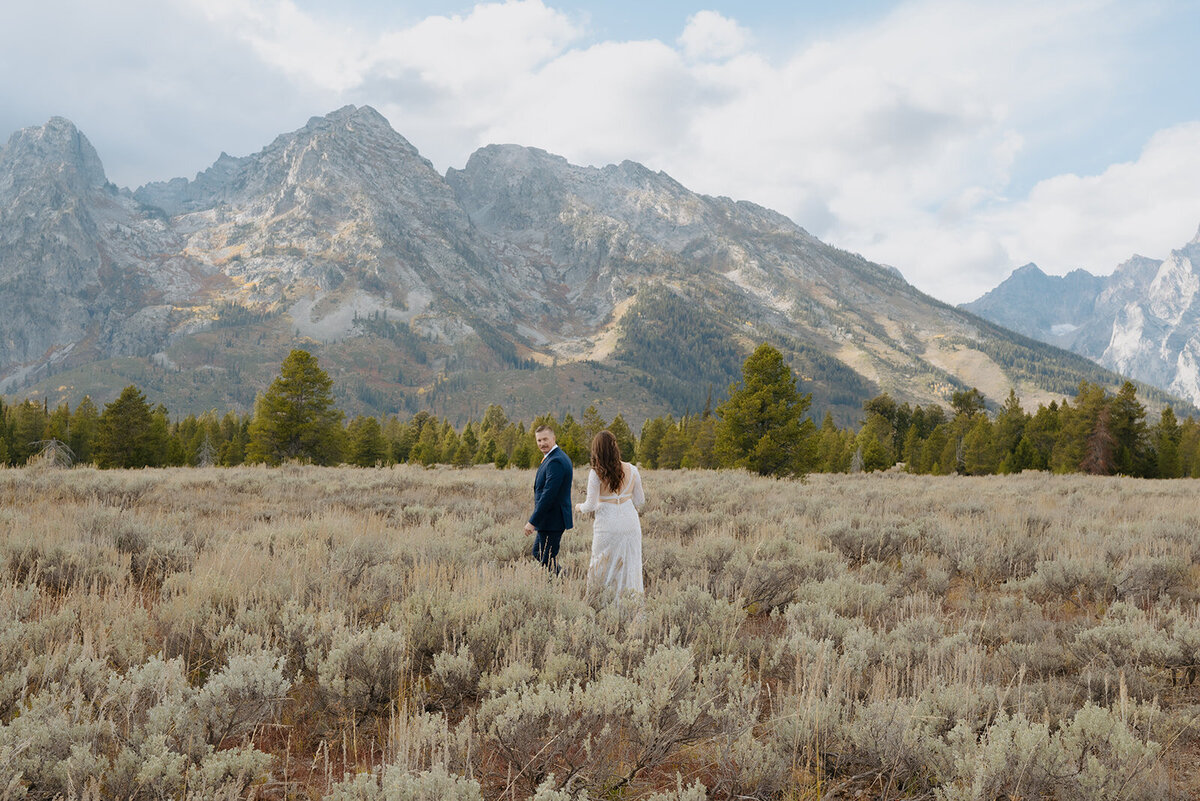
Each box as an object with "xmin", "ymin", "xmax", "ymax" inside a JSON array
[{"xmin": 531, "ymin": 530, "xmax": 563, "ymax": 573}]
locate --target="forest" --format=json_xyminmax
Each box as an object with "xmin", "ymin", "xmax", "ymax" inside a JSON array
[{"xmin": 4, "ymin": 344, "xmax": 1200, "ymax": 479}]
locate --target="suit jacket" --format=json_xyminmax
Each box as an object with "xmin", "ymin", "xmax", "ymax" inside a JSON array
[{"xmin": 529, "ymin": 446, "xmax": 573, "ymax": 532}]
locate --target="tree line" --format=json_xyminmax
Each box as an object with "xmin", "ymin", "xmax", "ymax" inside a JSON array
[{"xmin": 4, "ymin": 345, "xmax": 1199, "ymax": 478}]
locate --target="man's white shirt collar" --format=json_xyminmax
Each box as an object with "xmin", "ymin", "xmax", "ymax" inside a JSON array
[{"xmin": 541, "ymin": 445, "xmax": 559, "ymax": 463}]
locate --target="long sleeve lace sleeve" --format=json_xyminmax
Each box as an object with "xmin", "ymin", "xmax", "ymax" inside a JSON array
[
  {"xmin": 577, "ymin": 469, "xmax": 600, "ymax": 513},
  {"xmin": 631, "ymin": 465, "xmax": 645, "ymax": 509}
]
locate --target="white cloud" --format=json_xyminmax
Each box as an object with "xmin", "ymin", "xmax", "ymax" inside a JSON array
[
  {"xmin": 678, "ymin": 11, "xmax": 750, "ymax": 62},
  {"xmin": 991, "ymin": 123, "xmax": 1200, "ymax": 269},
  {"xmin": 4, "ymin": 0, "xmax": 1196, "ymax": 306}
]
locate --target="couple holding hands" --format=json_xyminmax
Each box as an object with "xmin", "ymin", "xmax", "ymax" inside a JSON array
[{"xmin": 523, "ymin": 425, "xmax": 645, "ymax": 602}]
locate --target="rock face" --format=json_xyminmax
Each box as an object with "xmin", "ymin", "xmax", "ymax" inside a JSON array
[
  {"xmin": 0, "ymin": 117, "xmax": 207, "ymax": 375},
  {"xmin": 963, "ymin": 230, "xmax": 1200, "ymax": 406},
  {"xmin": 3, "ymin": 107, "xmax": 1177, "ymax": 419}
]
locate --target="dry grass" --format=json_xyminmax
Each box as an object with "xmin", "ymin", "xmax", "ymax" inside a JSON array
[{"xmin": 3, "ymin": 465, "xmax": 1200, "ymax": 799}]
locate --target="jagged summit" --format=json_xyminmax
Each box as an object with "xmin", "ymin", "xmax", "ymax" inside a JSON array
[
  {"xmin": 135, "ymin": 105, "xmax": 431, "ymax": 216},
  {"xmin": 1, "ymin": 116, "xmax": 109, "ymax": 191},
  {"xmin": 967, "ymin": 231, "xmax": 1200, "ymax": 405},
  {"xmin": 1009, "ymin": 263, "xmax": 1044, "ymax": 278}
]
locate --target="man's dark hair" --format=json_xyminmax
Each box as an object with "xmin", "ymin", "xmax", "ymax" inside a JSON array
[{"xmin": 535, "ymin": 424, "xmax": 555, "ymax": 435}]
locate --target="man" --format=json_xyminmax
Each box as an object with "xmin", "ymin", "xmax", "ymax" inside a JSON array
[{"xmin": 525, "ymin": 424, "xmax": 573, "ymax": 573}]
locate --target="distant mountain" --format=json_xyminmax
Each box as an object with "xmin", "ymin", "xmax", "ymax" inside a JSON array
[
  {"xmin": 3, "ymin": 106, "xmax": 1186, "ymax": 425},
  {"xmin": 963, "ymin": 229, "xmax": 1200, "ymax": 407}
]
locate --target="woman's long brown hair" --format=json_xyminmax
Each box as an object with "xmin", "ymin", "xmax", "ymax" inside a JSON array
[{"xmin": 590, "ymin": 430, "xmax": 624, "ymax": 493}]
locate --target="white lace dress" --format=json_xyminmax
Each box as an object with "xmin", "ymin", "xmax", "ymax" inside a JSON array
[{"xmin": 577, "ymin": 463, "xmax": 645, "ymax": 600}]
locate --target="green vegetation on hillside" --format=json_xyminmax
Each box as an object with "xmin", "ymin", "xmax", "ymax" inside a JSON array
[{"xmin": 612, "ymin": 283, "xmax": 746, "ymax": 412}]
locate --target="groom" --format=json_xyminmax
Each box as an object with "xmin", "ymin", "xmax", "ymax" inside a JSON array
[{"xmin": 525, "ymin": 424, "xmax": 573, "ymax": 573}]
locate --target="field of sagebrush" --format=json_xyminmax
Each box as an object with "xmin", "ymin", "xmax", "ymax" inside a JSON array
[{"xmin": 3, "ymin": 465, "xmax": 1200, "ymax": 800}]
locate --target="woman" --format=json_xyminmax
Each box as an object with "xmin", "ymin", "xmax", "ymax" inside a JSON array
[{"xmin": 577, "ymin": 430, "xmax": 645, "ymax": 604}]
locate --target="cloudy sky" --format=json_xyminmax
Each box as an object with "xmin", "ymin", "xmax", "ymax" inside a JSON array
[{"xmin": 3, "ymin": 0, "xmax": 1199, "ymax": 303}]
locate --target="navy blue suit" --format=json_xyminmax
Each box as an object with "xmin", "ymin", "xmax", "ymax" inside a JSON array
[{"xmin": 530, "ymin": 446, "xmax": 573, "ymax": 571}]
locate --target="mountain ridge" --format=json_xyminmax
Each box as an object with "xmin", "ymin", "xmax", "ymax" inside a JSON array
[
  {"xmin": 4, "ymin": 106, "xmax": 1189, "ymax": 424},
  {"xmin": 964, "ymin": 229, "xmax": 1200, "ymax": 407}
]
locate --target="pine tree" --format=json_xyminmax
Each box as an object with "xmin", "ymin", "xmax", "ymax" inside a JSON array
[
  {"xmin": 1155, "ymin": 406, "xmax": 1182, "ymax": 478},
  {"xmin": 95, "ymin": 386, "xmax": 156, "ymax": 468},
  {"xmin": 412, "ymin": 417, "xmax": 442, "ymax": 466},
  {"xmin": 1080, "ymin": 406, "xmax": 1117, "ymax": 475},
  {"xmin": 962, "ymin": 415, "xmax": 996, "ymax": 475},
  {"xmin": 638, "ymin": 417, "xmax": 670, "ymax": 468},
  {"xmin": 856, "ymin": 412, "xmax": 896, "ymax": 472},
  {"xmin": 714, "ymin": 343, "xmax": 815, "ymax": 477},
  {"xmin": 480, "ymin": 404, "xmax": 509, "ymax": 435},
  {"xmin": 69, "ymin": 396, "xmax": 99, "ymax": 464},
  {"xmin": 682, "ymin": 416, "xmax": 718, "ymax": 469},
  {"xmin": 609, "ymin": 414, "xmax": 637, "ymax": 462},
  {"xmin": 657, "ymin": 422, "xmax": 687, "ymax": 469},
  {"xmin": 581, "ymin": 405, "xmax": 607, "ymax": 447},
  {"xmin": 10, "ymin": 400, "xmax": 47, "ymax": 465},
  {"xmin": 347, "ymin": 416, "xmax": 387, "ymax": 466},
  {"xmin": 1108, "ymin": 381, "xmax": 1149, "ymax": 475},
  {"xmin": 247, "ymin": 350, "xmax": 344, "ymax": 465}
]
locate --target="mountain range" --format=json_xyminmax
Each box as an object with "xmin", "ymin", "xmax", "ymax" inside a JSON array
[
  {"xmin": 1, "ymin": 105, "xmax": 1184, "ymax": 425},
  {"xmin": 963, "ymin": 230, "xmax": 1200, "ymax": 407}
]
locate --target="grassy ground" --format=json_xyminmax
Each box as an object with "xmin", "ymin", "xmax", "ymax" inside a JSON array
[{"xmin": 2, "ymin": 465, "xmax": 1200, "ymax": 799}]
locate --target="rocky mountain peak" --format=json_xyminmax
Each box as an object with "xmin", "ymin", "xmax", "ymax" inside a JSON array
[
  {"xmin": 967, "ymin": 227, "xmax": 1200, "ymax": 406},
  {"xmin": 1, "ymin": 116, "xmax": 108, "ymax": 193},
  {"xmin": 6, "ymin": 107, "xmax": 1188, "ymax": 421},
  {"xmin": 1009, "ymin": 262, "xmax": 1045, "ymax": 280}
]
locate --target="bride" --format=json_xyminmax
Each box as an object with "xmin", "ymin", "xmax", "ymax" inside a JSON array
[{"xmin": 577, "ymin": 430, "xmax": 645, "ymax": 604}]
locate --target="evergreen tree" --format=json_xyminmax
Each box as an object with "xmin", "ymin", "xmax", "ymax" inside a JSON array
[
  {"xmin": 639, "ymin": 417, "xmax": 670, "ymax": 468},
  {"xmin": 480, "ymin": 404, "xmax": 509, "ymax": 435},
  {"xmin": 993, "ymin": 389, "xmax": 1028, "ymax": 465},
  {"xmin": 921, "ymin": 424, "xmax": 951, "ymax": 475},
  {"xmin": 512, "ymin": 436, "xmax": 536, "ymax": 469},
  {"xmin": 1051, "ymin": 384, "xmax": 1106, "ymax": 473},
  {"xmin": 69, "ymin": 396, "xmax": 99, "ymax": 464},
  {"xmin": 1080, "ymin": 406, "xmax": 1117, "ymax": 475},
  {"xmin": 1155, "ymin": 407, "xmax": 1182, "ymax": 478},
  {"xmin": 1023, "ymin": 402, "xmax": 1060, "ymax": 470},
  {"xmin": 149, "ymin": 404, "xmax": 172, "ymax": 466},
  {"xmin": 247, "ymin": 350, "xmax": 344, "ymax": 465},
  {"xmin": 557, "ymin": 413, "xmax": 586, "ymax": 464},
  {"xmin": 46, "ymin": 403, "xmax": 71, "ymax": 443},
  {"xmin": 439, "ymin": 423, "xmax": 461, "ymax": 465},
  {"xmin": 390, "ymin": 412, "xmax": 428, "ymax": 463},
  {"xmin": 581, "ymin": 405, "xmax": 607, "ymax": 446},
  {"xmin": 10, "ymin": 400, "xmax": 47, "ymax": 465},
  {"xmin": 962, "ymin": 416, "xmax": 996, "ymax": 475},
  {"xmin": 950, "ymin": 387, "xmax": 986, "ymax": 419},
  {"xmin": 218, "ymin": 412, "xmax": 248, "ymax": 465},
  {"xmin": 412, "ymin": 417, "xmax": 442, "ymax": 466},
  {"xmin": 347, "ymin": 416, "xmax": 387, "ymax": 466},
  {"xmin": 609, "ymin": 414, "xmax": 637, "ymax": 462},
  {"xmin": 1108, "ymin": 381, "xmax": 1149, "ymax": 475},
  {"xmin": 855, "ymin": 413, "xmax": 895, "ymax": 472},
  {"xmin": 95, "ymin": 386, "xmax": 156, "ymax": 468},
  {"xmin": 901, "ymin": 425, "xmax": 923, "ymax": 470},
  {"xmin": 657, "ymin": 421, "xmax": 687, "ymax": 469},
  {"xmin": 714, "ymin": 343, "xmax": 816, "ymax": 477},
  {"xmin": 682, "ymin": 416, "xmax": 718, "ymax": 469},
  {"xmin": 1179, "ymin": 416, "xmax": 1200, "ymax": 477},
  {"xmin": 816, "ymin": 412, "xmax": 847, "ymax": 472}
]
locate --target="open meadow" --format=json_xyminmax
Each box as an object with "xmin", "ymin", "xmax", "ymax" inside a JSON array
[{"xmin": 3, "ymin": 465, "xmax": 1200, "ymax": 799}]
